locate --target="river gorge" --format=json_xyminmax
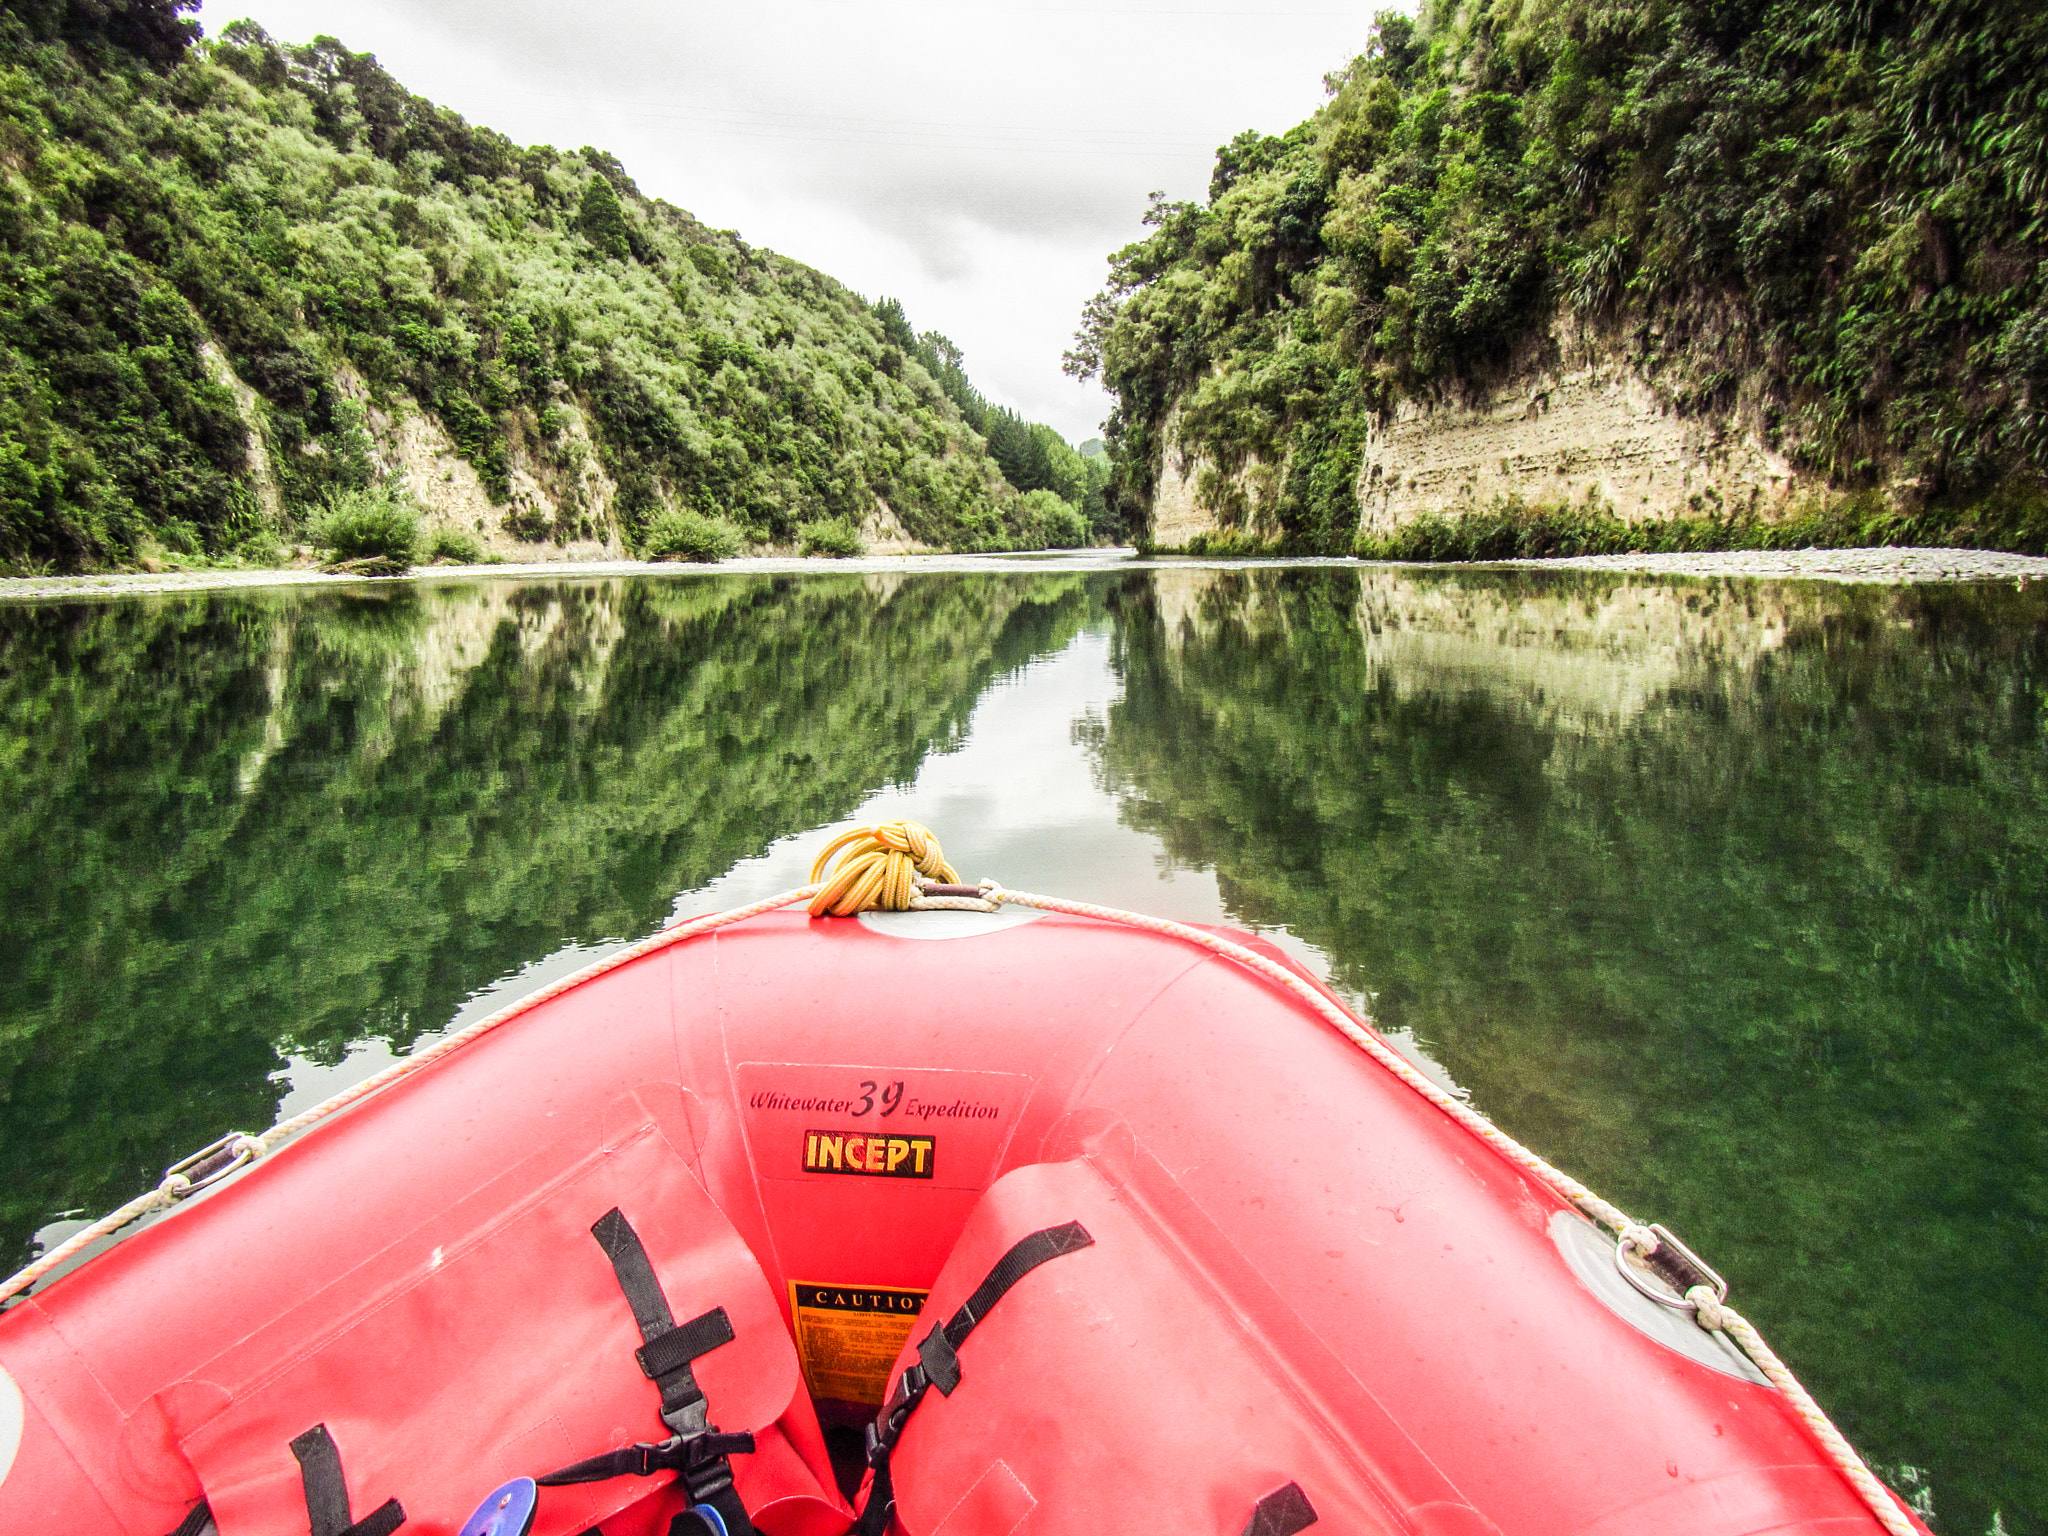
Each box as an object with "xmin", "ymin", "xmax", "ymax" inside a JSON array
[{"xmin": 2, "ymin": 564, "xmax": 2041, "ymax": 1531}]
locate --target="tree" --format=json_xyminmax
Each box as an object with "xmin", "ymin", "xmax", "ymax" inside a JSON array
[
  {"xmin": 577, "ymin": 174, "xmax": 632, "ymax": 261},
  {"xmin": 16, "ymin": 0, "xmax": 200, "ymax": 70},
  {"xmin": 871, "ymin": 297, "xmax": 916, "ymax": 351}
]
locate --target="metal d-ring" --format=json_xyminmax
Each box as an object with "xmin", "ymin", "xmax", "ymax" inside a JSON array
[
  {"xmin": 1615, "ymin": 1222, "xmax": 1729, "ymax": 1313},
  {"xmin": 162, "ymin": 1132, "xmax": 262, "ymax": 1200}
]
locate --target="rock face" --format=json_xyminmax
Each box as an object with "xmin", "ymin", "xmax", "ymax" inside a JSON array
[
  {"xmin": 1148, "ymin": 344, "xmax": 1818, "ymax": 549},
  {"xmin": 331, "ymin": 366, "xmax": 625, "ymax": 563},
  {"xmin": 1356, "ymin": 360, "xmax": 1803, "ymax": 536},
  {"xmin": 1152, "ymin": 408, "xmax": 1286, "ymax": 549},
  {"xmin": 199, "ymin": 342, "xmax": 285, "ymax": 528}
]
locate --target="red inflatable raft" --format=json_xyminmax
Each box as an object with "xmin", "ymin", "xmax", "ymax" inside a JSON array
[{"xmin": 0, "ymin": 826, "xmax": 1920, "ymax": 1536}]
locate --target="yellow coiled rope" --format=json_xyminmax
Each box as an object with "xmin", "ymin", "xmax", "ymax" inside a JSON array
[{"xmin": 807, "ymin": 820, "xmax": 959, "ymax": 916}]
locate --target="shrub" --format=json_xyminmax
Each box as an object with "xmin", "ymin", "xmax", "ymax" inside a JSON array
[
  {"xmin": 1348, "ymin": 487, "xmax": 2048, "ymax": 563},
  {"xmin": 427, "ymin": 527, "xmax": 487, "ymax": 563},
  {"xmin": 1017, "ymin": 488, "xmax": 1089, "ymax": 548},
  {"xmin": 1185, "ymin": 529, "xmax": 1280, "ymax": 557},
  {"xmin": 312, "ymin": 486, "xmax": 423, "ymax": 569},
  {"xmin": 642, "ymin": 509, "xmax": 743, "ymax": 562},
  {"xmin": 577, "ymin": 174, "xmax": 633, "ymax": 261},
  {"xmin": 800, "ymin": 515, "xmax": 865, "ymax": 558}
]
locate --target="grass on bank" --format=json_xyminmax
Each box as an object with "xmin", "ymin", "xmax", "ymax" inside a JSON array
[{"xmin": 1164, "ymin": 487, "xmax": 2048, "ymax": 562}]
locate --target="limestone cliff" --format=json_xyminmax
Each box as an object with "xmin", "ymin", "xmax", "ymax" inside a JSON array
[{"xmin": 1150, "ymin": 336, "xmax": 1810, "ymax": 551}]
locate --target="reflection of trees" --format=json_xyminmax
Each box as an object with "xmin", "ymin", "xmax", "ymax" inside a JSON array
[
  {"xmin": 0, "ymin": 574, "xmax": 1089, "ymax": 1266},
  {"xmin": 1095, "ymin": 568, "xmax": 2047, "ymax": 1535}
]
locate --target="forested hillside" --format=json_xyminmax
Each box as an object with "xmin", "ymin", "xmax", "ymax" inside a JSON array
[
  {"xmin": 1071, "ymin": 0, "xmax": 2048, "ymax": 555},
  {"xmin": 0, "ymin": 0, "xmax": 1097, "ymax": 573}
]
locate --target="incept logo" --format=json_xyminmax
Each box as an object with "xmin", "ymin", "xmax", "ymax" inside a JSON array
[{"xmin": 802, "ymin": 1129, "xmax": 936, "ymax": 1179}]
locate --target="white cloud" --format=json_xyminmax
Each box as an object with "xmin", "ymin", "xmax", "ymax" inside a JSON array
[{"xmin": 196, "ymin": 0, "xmax": 1387, "ymax": 440}]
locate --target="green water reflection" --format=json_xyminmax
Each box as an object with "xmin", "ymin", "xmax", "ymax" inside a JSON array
[
  {"xmin": 1096, "ymin": 566, "xmax": 2046, "ymax": 1535},
  {"xmin": 1, "ymin": 565, "xmax": 2041, "ymax": 1532},
  {"xmin": 0, "ymin": 573, "xmax": 1091, "ymax": 1261}
]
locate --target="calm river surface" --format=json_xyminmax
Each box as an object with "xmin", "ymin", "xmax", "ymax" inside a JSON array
[{"xmin": 3, "ymin": 562, "xmax": 2042, "ymax": 1530}]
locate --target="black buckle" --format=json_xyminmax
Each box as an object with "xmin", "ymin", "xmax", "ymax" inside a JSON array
[
  {"xmin": 538, "ymin": 1430, "xmax": 756, "ymax": 1489},
  {"xmin": 660, "ymin": 1395, "xmax": 711, "ymax": 1438},
  {"xmin": 866, "ymin": 1365, "xmax": 929, "ymax": 1467}
]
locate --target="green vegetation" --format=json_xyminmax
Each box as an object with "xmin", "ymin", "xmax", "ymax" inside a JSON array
[
  {"xmin": 1093, "ymin": 566, "xmax": 2048, "ymax": 1532},
  {"xmin": 1174, "ymin": 483, "xmax": 2048, "ymax": 561},
  {"xmin": 1072, "ymin": 1, "xmax": 2048, "ymax": 553},
  {"xmin": 0, "ymin": 0, "xmax": 1094, "ymax": 572},
  {"xmin": 1353, "ymin": 487, "xmax": 2048, "ymax": 561},
  {"xmin": 311, "ymin": 483, "xmax": 421, "ymax": 569},
  {"xmin": 425, "ymin": 525, "xmax": 486, "ymax": 564},
  {"xmin": 642, "ymin": 507, "xmax": 743, "ymax": 563},
  {"xmin": 877, "ymin": 299, "xmax": 1114, "ymax": 543},
  {"xmin": 1017, "ymin": 487, "xmax": 1088, "ymax": 548},
  {"xmin": 799, "ymin": 515, "xmax": 864, "ymax": 558}
]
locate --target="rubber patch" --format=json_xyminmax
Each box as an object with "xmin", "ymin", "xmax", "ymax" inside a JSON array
[{"xmin": 788, "ymin": 1282, "xmax": 929, "ymax": 1406}]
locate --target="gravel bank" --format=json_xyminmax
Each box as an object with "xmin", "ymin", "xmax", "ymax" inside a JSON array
[
  {"xmin": 0, "ymin": 554, "xmax": 1107, "ymax": 603},
  {"xmin": 3, "ymin": 545, "xmax": 2044, "ymax": 603},
  {"xmin": 1488, "ymin": 546, "xmax": 2048, "ymax": 583}
]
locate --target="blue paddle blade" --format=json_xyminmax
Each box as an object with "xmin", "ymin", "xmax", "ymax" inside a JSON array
[{"xmin": 457, "ymin": 1477, "xmax": 537, "ymax": 1536}]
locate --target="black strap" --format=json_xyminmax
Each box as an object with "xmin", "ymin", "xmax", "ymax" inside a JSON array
[
  {"xmin": 540, "ymin": 1208, "xmax": 754, "ymax": 1536},
  {"xmin": 594, "ymin": 1206, "xmax": 679, "ymax": 1342},
  {"xmin": 941, "ymin": 1222, "xmax": 1095, "ymax": 1358},
  {"xmin": 539, "ymin": 1432, "xmax": 756, "ymax": 1486},
  {"xmin": 638, "ymin": 1308, "xmax": 736, "ymax": 1383},
  {"xmin": 1241, "ymin": 1483, "xmax": 1318, "ymax": 1536},
  {"xmin": 164, "ymin": 1499, "xmax": 217, "ymax": 1536},
  {"xmin": 288, "ymin": 1424, "xmax": 406, "ymax": 1536},
  {"xmin": 592, "ymin": 1207, "xmax": 733, "ymax": 1436},
  {"xmin": 853, "ymin": 1222, "xmax": 1094, "ymax": 1536},
  {"xmin": 684, "ymin": 1483, "xmax": 754, "ymax": 1536},
  {"xmin": 913, "ymin": 1220, "xmax": 1094, "ymax": 1399}
]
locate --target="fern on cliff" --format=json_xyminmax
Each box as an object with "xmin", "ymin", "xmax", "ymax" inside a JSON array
[{"xmin": 1071, "ymin": 0, "xmax": 2048, "ymax": 552}]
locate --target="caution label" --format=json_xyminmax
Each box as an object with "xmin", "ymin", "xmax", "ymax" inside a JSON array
[{"xmin": 788, "ymin": 1282, "xmax": 929, "ymax": 1406}]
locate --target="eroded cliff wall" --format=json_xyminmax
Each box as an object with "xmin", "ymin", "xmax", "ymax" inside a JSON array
[
  {"xmin": 1150, "ymin": 345, "xmax": 1813, "ymax": 550},
  {"xmin": 1354, "ymin": 359, "xmax": 1803, "ymax": 536}
]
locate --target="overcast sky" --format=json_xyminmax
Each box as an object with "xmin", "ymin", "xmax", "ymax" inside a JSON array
[{"xmin": 192, "ymin": 0, "xmax": 1383, "ymax": 443}]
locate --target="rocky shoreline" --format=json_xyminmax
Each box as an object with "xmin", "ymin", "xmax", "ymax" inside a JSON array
[
  {"xmin": 1494, "ymin": 546, "xmax": 2048, "ymax": 582},
  {"xmin": 2, "ymin": 545, "xmax": 2044, "ymax": 604}
]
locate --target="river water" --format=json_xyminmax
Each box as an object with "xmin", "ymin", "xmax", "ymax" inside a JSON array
[{"xmin": 2, "ymin": 562, "xmax": 2041, "ymax": 1531}]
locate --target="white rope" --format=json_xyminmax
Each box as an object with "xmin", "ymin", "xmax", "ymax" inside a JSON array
[
  {"xmin": 0, "ymin": 884, "xmax": 823, "ymax": 1307},
  {"xmin": 0, "ymin": 868, "xmax": 1915, "ymax": 1536},
  {"xmin": 983, "ymin": 883, "xmax": 1917, "ymax": 1536}
]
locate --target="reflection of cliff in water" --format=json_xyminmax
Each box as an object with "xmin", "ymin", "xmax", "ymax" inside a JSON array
[
  {"xmin": 1149, "ymin": 565, "xmax": 1836, "ymax": 724},
  {"xmin": 0, "ymin": 574, "xmax": 1089, "ymax": 1264},
  {"xmin": 1099, "ymin": 566, "xmax": 2047, "ymax": 1535}
]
